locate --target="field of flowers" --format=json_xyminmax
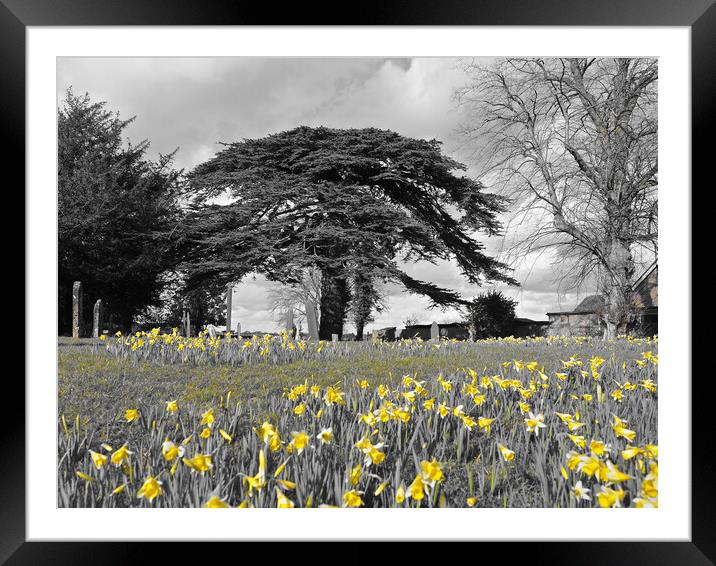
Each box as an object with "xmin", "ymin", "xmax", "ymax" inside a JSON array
[{"xmin": 58, "ymin": 332, "xmax": 657, "ymax": 509}]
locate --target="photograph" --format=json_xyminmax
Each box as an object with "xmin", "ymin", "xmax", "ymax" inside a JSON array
[{"xmin": 56, "ymin": 55, "xmax": 660, "ymax": 510}]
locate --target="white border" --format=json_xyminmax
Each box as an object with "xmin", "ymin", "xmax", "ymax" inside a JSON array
[{"xmin": 28, "ymin": 27, "xmax": 691, "ymax": 541}]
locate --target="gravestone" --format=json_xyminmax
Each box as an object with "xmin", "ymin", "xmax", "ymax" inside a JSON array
[
  {"xmin": 182, "ymin": 310, "xmax": 191, "ymax": 338},
  {"xmin": 331, "ymin": 334, "xmax": 339, "ymax": 343},
  {"xmin": 305, "ymin": 300, "xmax": 319, "ymax": 341},
  {"xmin": 92, "ymin": 299, "xmax": 103, "ymax": 338},
  {"xmin": 206, "ymin": 324, "xmax": 217, "ymax": 339},
  {"xmin": 225, "ymin": 284, "xmax": 233, "ymax": 335},
  {"xmin": 235, "ymin": 322, "xmax": 241, "ymax": 338},
  {"xmin": 430, "ymin": 321, "xmax": 440, "ymax": 342},
  {"xmin": 72, "ymin": 281, "xmax": 83, "ymax": 338}
]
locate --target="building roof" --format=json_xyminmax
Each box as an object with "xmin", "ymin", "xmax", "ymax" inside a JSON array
[
  {"xmin": 514, "ymin": 317, "xmax": 551, "ymax": 325},
  {"xmin": 546, "ymin": 294, "xmax": 604, "ymax": 316},
  {"xmin": 403, "ymin": 322, "xmax": 467, "ymax": 329},
  {"xmin": 632, "ymin": 261, "xmax": 657, "ymax": 293}
]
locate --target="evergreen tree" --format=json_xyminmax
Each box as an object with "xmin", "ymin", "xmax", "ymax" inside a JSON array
[
  {"xmin": 58, "ymin": 89, "xmax": 181, "ymax": 333},
  {"xmin": 465, "ymin": 290, "xmax": 518, "ymax": 339},
  {"xmin": 180, "ymin": 127, "xmax": 515, "ymax": 339}
]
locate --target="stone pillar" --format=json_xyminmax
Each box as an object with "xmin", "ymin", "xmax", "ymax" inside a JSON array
[
  {"xmin": 92, "ymin": 299, "xmax": 103, "ymax": 338},
  {"xmin": 430, "ymin": 321, "xmax": 439, "ymax": 342},
  {"xmin": 72, "ymin": 281, "xmax": 83, "ymax": 338},
  {"xmin": 226, "ymin": 284, "xmax": 233, "ymax": 334},
  {"xmin": 305, "ymin": 300, "xmax": 319, "ymax": 341},
  {"xmin": 235, "ymin": 322, "xmax": 241, "ymax": 338}
]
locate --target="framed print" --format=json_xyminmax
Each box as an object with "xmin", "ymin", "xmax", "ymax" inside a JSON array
[{"xmin": 7, "ymin": 0, "xmax": 709, "ymax": 563}]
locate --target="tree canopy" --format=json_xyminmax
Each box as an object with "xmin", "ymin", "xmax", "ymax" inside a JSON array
[
  {"xmin": 58, "ymin": 89, "xmax": 181, "ymax": 333},
  {"xmin": 180, "ymin": 126, "xmax": 515, "ymax": 339},
  {"xmin": 464, "ymin": 290, "xmax": 518, "ymax": 340}
]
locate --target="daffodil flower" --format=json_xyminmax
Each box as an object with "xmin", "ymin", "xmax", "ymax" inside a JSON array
[
  {"xmin": 124, "ymin": 409, "xmax": 139, "ymax": 423},
  {"xmin": 204, "ymin": 495, "xmax": 231, "ymax": 508},
  {"xmin": 89, "ymin": 450, "xmax": 108, "ymax": 470},
  {"xmin": 137, "ymin": 476, "xmax": 163, "ymax": 502},
  {"xmin": 571, "ymin": 481, "xmax": 591, "ymax": 501},
  {"xmin": 497, "ymin": 443, "xmax": 515, "ymax": 462},
  {"xmin": 525, "ymin": 412, "xmax": 547, "ymax": 435},
  {"xmin": 111, "ymin": 444, "xmax": 132, "ymax": 466},
  {"xmin": 316, "ymin": 428, "xmax": 333, "ymax": 444},
  {"xmin": 343, "ymin": 490, "xmax": 364, "ymax": 508}
]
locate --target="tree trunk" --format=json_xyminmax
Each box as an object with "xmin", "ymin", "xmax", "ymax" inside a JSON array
[
  {"xmin": 601, "ymin": 238, "xmax": 635, "ymax": 340},
  {"xmin": 318, "ymin": 268, "xmax": 350, "ymax": 340},
  {"xmin": 355, "ymin": 323, "xmax": 364, "ymax": 341}
]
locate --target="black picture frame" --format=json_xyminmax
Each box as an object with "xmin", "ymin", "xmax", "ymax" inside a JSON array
[{"xmin": 6, "ymin": 0, "xmax": 706, "ymax": 563}]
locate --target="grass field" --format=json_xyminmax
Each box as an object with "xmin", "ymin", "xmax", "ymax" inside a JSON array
[{"xmin": 58, "ymin": 332, "xmax": 658, "ymax": 509}]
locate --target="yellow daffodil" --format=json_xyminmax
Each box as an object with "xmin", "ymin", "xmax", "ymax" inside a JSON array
[
  {"xmin": 276, "ymin": 488, "xmax": 295, "ymax": 508},
  {"xmin": 124, "ymin": 409, "xmax": 139, "ymax": 423},
  {"xmin": 289, "ymin": 431, "xmax": 310, "ymax": 454},
  {"xmin": 204, "ymin": 495, "xmax": 231, "ymax": 508},
  {"xmin": 244, "ymin": 450, "xmax": 267, "ymax": 495},
  {"xmin": 395, "ymin": 485, "xmax": 406, "ymax": 503},
  {"xmin": 200, "ymin": 408, "xmax": 215, "ymax": 427},
  {"xmin": 89, "ymin": 450, "xmax": 108, "ymax": 469},
  {"xmin": 497, "ymin": 443, "xmax": 515, "ymax": 462},
  {"xmin": 350, "ymin": 464, "xmax": 362, "ymax": 486},
  {"xmin": 137, "ymin": 476, "xmax": 162, "ymax": 502},
  {"xmin": 111, "ymin": 444, "xmax": 132, "ymax": 466},
  {"xmin": 343, "ymin": 490, "xmax": 364, "ymax": 507},
  {"xmin": 407, "ymin": 474, "xmax": 426, "ymax": 500},
  {"xmin": 183, "ymin": 454, "xmax": 213, "ymax": 474}
]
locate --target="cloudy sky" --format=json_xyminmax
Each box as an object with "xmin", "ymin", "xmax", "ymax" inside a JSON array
[{"xmin": 57, "ymin": 57, "xmax": 596, "ymax": 333}]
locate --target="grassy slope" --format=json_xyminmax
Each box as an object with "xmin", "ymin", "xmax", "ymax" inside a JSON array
[{"xmin": 59, "ymin": 338, "xmax": 645, "ymax": 426}]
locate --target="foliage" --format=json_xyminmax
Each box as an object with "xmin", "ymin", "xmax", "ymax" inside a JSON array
[
  {"xmin": 465, "ymin": 290, "xmax": 518, "ymax": 339},
  {"xmin": 58, "ymin": 89, "xmax": 182, "ymax": 333},
  {"xmin": 179, "ymin": 126, "xmax": 515, "ymax": 339},
  {"xmin": 137, "ymin": 271, "xmax": 227, "ymax": 330},
  {"xmin": 456, "ymin": 58, "xmax": 658, "ymax": 338},
  {"xmin": 58, "ymin": 334, "xmax": 658, "ymax": 508}
]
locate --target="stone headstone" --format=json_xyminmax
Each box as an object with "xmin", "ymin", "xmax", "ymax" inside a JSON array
[
  {"xmin": 72, "ymin": 281, "xmax": 83, "ymax": 338},
  {"xmin": 225, "ymin": 284, "xmax": 233, "ymax": 335},
  {"xmin": 430, "ymin": 321, "xmax": 440, "ymax": 342},
  {"xmin": 206, "ymin": 324, "xmax": 217, "ymax": 338},
  {"xmin": 92, "ymin": 299, "xmax": 103, "ymax": 338},
  {"xmin": 235, "ymin": 322, "xmax": 241, "ymax": 338},
  {"xmin": 305, "ymin": 300, "xmax": 319, "ymax": 341},
  {"xmin": 331, "ymin": 333, "xmax": 339, "ymax": 343},
  {"xmin": 182, "ymin": 310, "xmax": 191, "ymax": 338}
]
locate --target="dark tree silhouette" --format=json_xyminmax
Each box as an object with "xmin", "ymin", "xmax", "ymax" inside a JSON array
[
  {"xmin": 180, "ymin": 126, "xmax": 515, "ymax": 339},
  {"xmin": 58, "ymin": 89, "xmax": 181, "ymax": 333},
  {"xmin": 465, "ymin": 290, "xmax": 518, "ymax": 339}
]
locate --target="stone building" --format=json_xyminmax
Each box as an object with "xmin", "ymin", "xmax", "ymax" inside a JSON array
[{"xmin": 546, "ymin": 262, "xmax": 658, "ymax": 337}]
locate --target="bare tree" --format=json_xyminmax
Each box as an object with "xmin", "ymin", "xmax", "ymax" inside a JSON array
[
  {"xmin": 267, "ymin": 267, "xmax": 322, "ymax": 331},
  {"xmin": 456, "ymin": 58, "xmax": 657, "ymax": 338}
]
